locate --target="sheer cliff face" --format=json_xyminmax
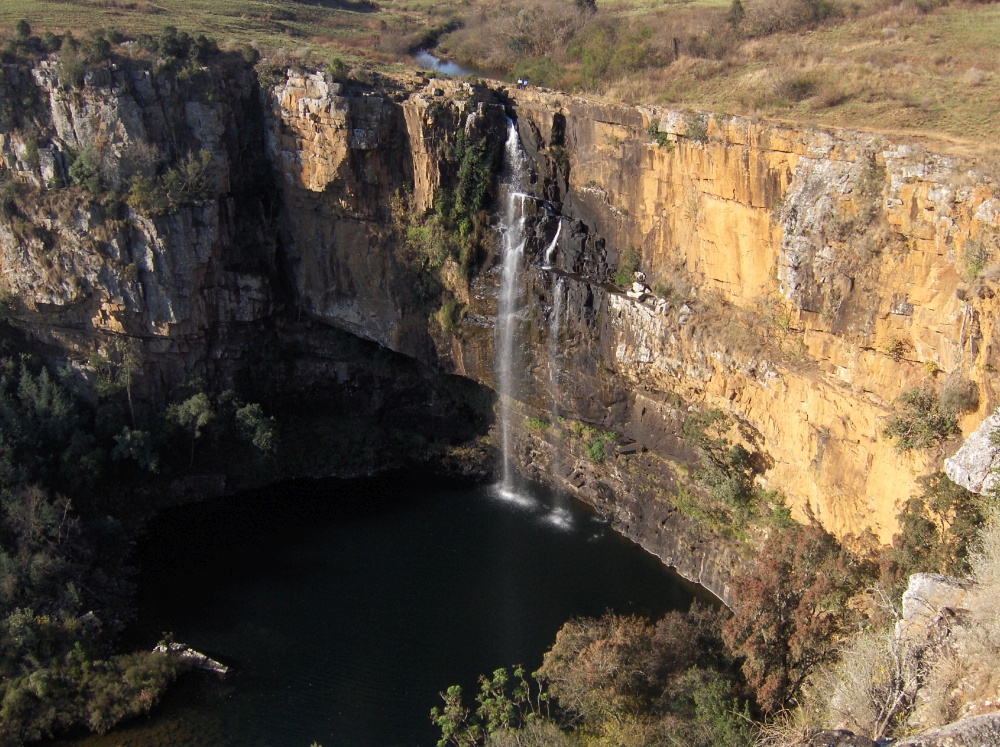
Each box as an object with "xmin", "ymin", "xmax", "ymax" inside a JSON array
[
  {"xmin": 0, "ymin": 57, "xmax": 277, "ymax": 395},
  {"xmin": 267, "ymin": 73, "xmax": 999, "ymax": 542},
  {"xmin": 506, "ymin": 94, "xmax": 1000, "ymax": 541},
  {"xmin": 1, "ymin": 58, "xmax": 997, "ymax": 544}
]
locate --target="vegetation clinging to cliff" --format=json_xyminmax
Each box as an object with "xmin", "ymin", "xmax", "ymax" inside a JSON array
[
  {"xmin": 433, "ymin": 604, "xmax": 754, "ymax": 747},
  {"xmin": 883, "ymin": 379, "xmax": 978, "ymax": 452}
]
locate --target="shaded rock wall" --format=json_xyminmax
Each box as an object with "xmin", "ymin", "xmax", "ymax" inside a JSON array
[{"xmin": 0, "ymin": 55, "xmax": 278, "ymax": 399}]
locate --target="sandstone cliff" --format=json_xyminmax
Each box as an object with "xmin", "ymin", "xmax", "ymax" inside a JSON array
[
  {"xmin": 263, "ymin": 69, "xmax": 998, "ymax": 545},
  {"xmin": 0, "ymin": 54, "xmax": 277, "ymax": 399}
]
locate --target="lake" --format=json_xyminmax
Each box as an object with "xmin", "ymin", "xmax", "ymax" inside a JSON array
[{"xmin": 51, "ymin": 473, "xmax": 703, "ymax": 747}]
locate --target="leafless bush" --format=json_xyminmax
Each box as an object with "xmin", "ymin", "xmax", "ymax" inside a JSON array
[
  {"xmin": 969, "ymin": 507, "xmax": 1000, "ymax": 641},
  {"xmin": 119, "ymin": 140, "xmax": 162, "ymax": 182},
  {"xmin": 486, "ymin": 720, "xmax": 577, "ymax": 747},
  {"xmin": 822, "ymin": 631, "xmax": 922, "ymax": 739},
  {"xmin": 741, "ymin": 0, "xmax": 840, "ymax": 37},
  {"xmin": 938, "ymin": 375, "xmax": 979, "ymax": 416},
  {"xmin": 755, "ymin": 707, "xmax": 822, "ymax": 747}
]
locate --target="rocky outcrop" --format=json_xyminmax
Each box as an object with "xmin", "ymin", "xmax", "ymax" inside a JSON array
[
  {"xmin": 945, "ymin": 409, "xmax": 1000, "ymax": 495},
  {"xmin": 897, "ymin": 573, "xmax": 973, "ymax": 644},
  {"xmin": 0, "ymin": 54, "xmax": 278, "ymax": 399},
  {"xmin": 154, "ymin": 642, "xmax": 229, "ymax": 675},
  {"xmin": 808, "ymin": 730, "xmax": 877, "ymax": 747},
  {"xmin": 505, "ymin": 91, "xmax": 1000, "ymax": 541},
  {"xmin": 895, "ymin": 713, "xmax": 1000, "ymax": 747},
  {"xmin": 261, "ymin": 71, "xmax": 1000, "ymax": 543}
]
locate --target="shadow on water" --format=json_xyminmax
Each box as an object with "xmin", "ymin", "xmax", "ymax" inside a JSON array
[{"xmin": 47, "ymin": 472, "xmax": 710, "ymax": 747}]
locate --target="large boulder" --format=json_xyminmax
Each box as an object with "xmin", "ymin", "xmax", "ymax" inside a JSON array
[
  {"xmin": 895, "ymin": 712, "xmax": 1000, "ymax": 746},
  {"xmin": 896, "ymin": 573, "xmax": 973, "ymax": 645},
  {"xmin": 945, "ymin": 409, "xmax": 1000, "ymax": 495}
]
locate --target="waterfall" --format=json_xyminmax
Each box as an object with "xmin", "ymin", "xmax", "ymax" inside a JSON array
[
  {"xmin": 542, "ymin": 219, "xmax": 563, "ymax": 269},
  {"xmin": 496, "ymin": 119, "xmax": 530, "ymax": 493},
  {"xmin": 547, "ymin": 275, "xmax": 566, "ymax": 479}
]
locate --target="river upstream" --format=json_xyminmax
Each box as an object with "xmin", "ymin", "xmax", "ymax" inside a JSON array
[{"xmin": 49, "ymin": 474, "xmax": 702, "ymax": 747}]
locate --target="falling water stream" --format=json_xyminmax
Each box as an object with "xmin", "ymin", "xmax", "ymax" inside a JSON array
[
  {"xmin": 495, "ymin": 119, "xmax": 531, "ymax": 494},
  {"xmin": 542, "ymin": 219, "xmax": 563, "ymax": 269}
]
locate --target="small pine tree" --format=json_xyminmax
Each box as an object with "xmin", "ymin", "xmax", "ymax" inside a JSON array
[{"xmin": 727, "ymin": 0, "xmax": 745, "ymax": 26}]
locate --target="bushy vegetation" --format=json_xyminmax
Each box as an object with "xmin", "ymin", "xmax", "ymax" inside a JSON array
[
  {"xmin": 127, "ymin": 150, "xmax": 214, "ymax": 215},
  {"xmin": 424, "ymin": 0, "xmax": 1000, "ymax": 144},
  {"xmin": 886, "ymin": 472, "xmax": 986, "ymax": 581},
  {"xmin": 0, "ymin": 338, "xmax": 276, "ymax": 744},
  {"xmin": 433, "ymin": 604, "xmax": 753, "ymax": 747},
  {"xmin": 611, "ymin": 246, "xmax": 641, "ymax": 288},
  {"xmin": 676, "ymin": 408, "xmax": 793, "ymax": 537},
  {"xmin": 434, "ymin": 472, "xmax": 996, "ymax": 746},
  {"xmin": 882, "ymin": 379, "xmax": 977, "ymax": 452},
  {"xmin": 397, "ymin": 121, "xmax": 504, "ymax": 308}
]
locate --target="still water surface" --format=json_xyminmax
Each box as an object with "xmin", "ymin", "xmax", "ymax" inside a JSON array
[
  {"xmin": 55, "ymin": 474, "xmax": 701, "ymax": 747},
  {"xmin": 412, "ymin": 50, "xmax": 487, "ymax": 79}
]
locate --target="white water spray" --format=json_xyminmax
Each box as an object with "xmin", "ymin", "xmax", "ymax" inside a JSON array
[
  {"xmin": 496, "ymin": 119, "xmax": 531, "ymax": 493},
  {"xmin": 546, "ymin": 274, "xmax": 567, "ymax": 481},
  {"xmin": 542, "ymin": 219, "xmax": 563, "ymax": 269}
]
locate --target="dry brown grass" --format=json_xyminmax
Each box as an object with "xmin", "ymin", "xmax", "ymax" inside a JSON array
[{"xmin": 2, "ymin": 0, "xmax": 998, "ymax": 150}]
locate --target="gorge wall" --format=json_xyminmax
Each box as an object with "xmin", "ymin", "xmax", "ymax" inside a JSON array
[
  {"xmin": 2, "ymin": 53, "xmax": 998, "ymax": 599},
  {"xmin": 268, "ymin": 69, "xmax": 999, "ymax": 542}
]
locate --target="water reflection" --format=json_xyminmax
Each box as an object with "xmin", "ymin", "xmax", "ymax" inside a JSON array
[{"xmin": 412, "ymin": 50, "xmax": 482, "ymax": 78}]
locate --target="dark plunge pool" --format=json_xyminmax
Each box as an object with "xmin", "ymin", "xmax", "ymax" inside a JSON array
[{"xmin": 53, "ymin": 473, "xmax": 704, "ymax": 747}]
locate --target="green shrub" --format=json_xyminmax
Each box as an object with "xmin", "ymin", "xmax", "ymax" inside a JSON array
[
  {"xmin": 646, "ymin": 122, "xmax": 673, "ymax": 149},
  {"xmin": 127, "ymin": 150, "xmax": 213, "ymax": 215},
  {"xmin": 435, "ymin": 298, "xmax": 466, "ymax": 336},
  {"xmin": 882, "ymin": 335, "xmax": 908, "ymax": 362},
  {"xmin": 526, "ymin": 417, "xmax": 548, "ymax": 433},
  {"xmin": 158, "ymin": 26, "xmax": 191, "ymax": 59},
  {"xmin": 240, "ymin": 44, "xmax": 260, "ymax": 67},
  {"xmin": 685, "ymin": 113, "xmax": 709, "ymax": 144},
  {"xmin": 58, "ymin": 36, "xmax": 84, "ymax": 89},
  {"xmin": 963, "ymin": 238, "xmax": 993, "ymax": 281},
  {"xmin": 612, "ymin": 246, "xmax": 641, "ymax": 288},
  {"xmin": 325, "ymin": 57, "xmax": 349, "ymax": 83},
  {"xmin": 586, "ymin": 432, "xmax": 616, "ymax": 463},
  {"xmin": 888, "ymin": 472, "xmax": 984, "ymax": 580},
  {"xmin": 68, "ymin": 146, "xmax": 103, "ymax": 192},
  {"xmin": 883, "ymin": 387, "xmax": 959, "ymax": 451}
]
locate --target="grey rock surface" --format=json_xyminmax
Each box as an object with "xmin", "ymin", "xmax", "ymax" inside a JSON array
[
  {"xmin": 894, "ymin": 712, "xmax": 1000, "ymax": 746},
  {"xmin": 945, "ymin": 410, "xmax": 1000, "ymax": 495}
]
